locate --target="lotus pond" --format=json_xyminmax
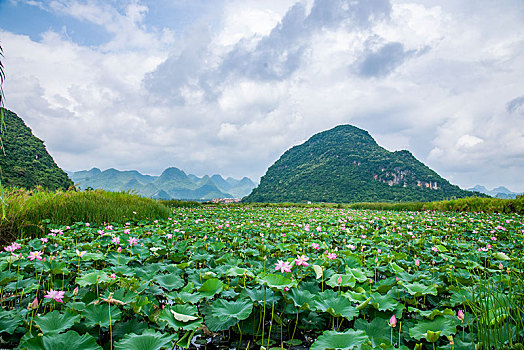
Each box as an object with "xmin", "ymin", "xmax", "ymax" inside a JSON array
[{"xmin": 1, "ymin": 206, "xmax": 523, "ymax": 349}]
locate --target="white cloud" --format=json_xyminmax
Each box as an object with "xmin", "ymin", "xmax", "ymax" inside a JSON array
[{"xmin": 2, "ymin": 0, "xmax": 524, "ymax": 191}]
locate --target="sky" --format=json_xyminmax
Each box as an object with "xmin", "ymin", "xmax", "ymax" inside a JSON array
[{"xmin": 1, "ymin": 0, "xmax": 524, "ymax": 192}]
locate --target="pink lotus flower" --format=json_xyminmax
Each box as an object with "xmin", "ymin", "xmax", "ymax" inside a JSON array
[
  {"xmin": 85, "ymin": 223, "xmax": 90, "ymax": 227},
  {"xmin": 295, "ymin": 255, "xmax": 309, "ymax": 267},
  {"xmin": 40, "ymin": 238, "xmax": 48, "ymax": 243},
  {"xmin": 499, "ymin": 263, "xmax": 503, "ymax": 269},
  {"xmin": 275, "ymin": 260, "xmax": 292, "ymax": 273},
  {"xmin": 316, "ymin": 226, "xmax": 322, "ymax": 232},
  {"xmin": 44, "ymin": 289, "xmax": 65, "ymax": 303},
  {"xmin": 28, "ymin": 251, "xmax": 43, "ymax": 261},
  {"xmin": 312, "ymin": 243, "xmax": 320, "ymax": 250},
  {"xmin": 431, "ymin": 246, "xmax": 438, "ymax": 252},
  {"xmin": 112, "ymin": 237, "xmax": 120, "ymax": 244},
  {"xmin": 124, "ymin": 229, "xmax": 131, "ymax": 234},
  {"xmin": 327, "ymin": 252, "xmax": 337, "ymax": 260},
  {"xmin": 457, "ymin": 310, "xmax": 465, "ymax": 321},
  {"xmin": 117, "ymin": 246, "xmax": 122, "ymax": 253},
  {"xmin": 127, "ymin": 237, "xmax": 138, "ymax": 246},
  {"xmin": 388, "ymin": 315, "xmax": 397, "ymax": 327},
  {"xmin": 415, "ymin": 259, "xmax": 420, "ymax": 267},
  {"xmin": 76, "ymin": 249, "xmax": 86, "ymax": 257},
  {"xmin": 110, "ymin": 273, "xmax": 116, "ymax": 279}
]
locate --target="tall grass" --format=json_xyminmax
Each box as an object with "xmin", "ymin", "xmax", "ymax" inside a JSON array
[
  {"xmin": 241, "ymin": 196, "xmax": 524, "ymax": 214},
  {"xmin": 423, "ymin": 196, "xmax": 524, "ymax": 215},
  {"xmin": 0, "ymin": 187, "xmax": 171, "ymax": 243}
]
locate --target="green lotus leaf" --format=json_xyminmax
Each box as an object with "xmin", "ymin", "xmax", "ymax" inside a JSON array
[
  {"xmin": 389, "ymin": 262, "xmax": 405, "ymax": 274},
  {"xmin": 42, "ymin": 260, "xmax": 69, "ymax": 275},
  {"xmin": 258, "ymin": 273, "xmax": 297, "ymax": 291},
  {"xmin": 34, "ymin": 310, "xmax": 80, "ymax": 334},
  {"xmin": 314, "ymin": 290, "xmax": 359, "ymax": 321},
  {"xmin": 114, "ymin": 329, "xmax": 177, "ymax": 350},
  {"xmin": 369, "ymin": 292, "xmax": 400, "ymax": 312},
  {"xmin": 354, "ymin": 317, "xmax": 391, "ymax": 347},
  {"xmin": 167, "ymin": 291, "xmax": 202, "ymax": 304},
  {"xmin": 310, "ymin": 329, "xmax": 369, "ymax": 350},
  {"xmin": 210, "ymin": 299, "xmax": 253, "ymax": 322},
  {"xmin": 436, "ymin": 244, "xmax": 448, "ymax": 253},
  {"xmin": 493, "ymin": 251, "xmax": 510, "ymax": 260},
  {"xmin": 201, "ymin": 304, "xmax": 237, "ymax": 332},
  {"xmin": 22, "ymin": 330, "xmax": 102, "ymax": 350},
  {"xmin": 159, "ymin": 305, "xmax": 202, "ymax": 331},
  {"xmin": 227, "ymin": 267, "xmax": 254, "ymax": 278},
  {"xmin": 409, "ymin": 316, "xmax": 457, "ymax": 340},
  {"xmin": 285, "ymin": 288, "xmax": 314, "ymax": 310},
  {"xmin": 0, "ymin": 308, "xmax": 24, "ymax": 334},
  {"xmin": 197, "ymin": 278, "xmax": 223, "ymax": 298},
  {"xmin": 346, "ymin": 268, "xmax": 369, "ymax": 283},
  {"xmin": 83, "ymin": 303, "xmax": 122, "ymax": 328},
  {"xmin": 426, "ymin": 330, "xmax": 441, "ymax": 342},
  {"xmin": 326, "ymin": 274, "xmax": 356, "ymax": 288},
  {"xmin": 357, "ymin": 297, "xmax": 371, "ymax": 310},
  {"xmin": 413, "ymin": 308, "xmax": 455, "ymax": 320},
  {"xmin": 153, "ymin": 274, "xmax": 185, "ymax": 291},
  {"xmin": 112, "ymin": 318, "xmax": 148, "ymax": 341},
  {"xmin": 76, "ymin": 271, "xmax": 111, "ymax": 287},
  {"xmin": 402, "ymin": 282, "xmax": 438, "ymax": 297}
]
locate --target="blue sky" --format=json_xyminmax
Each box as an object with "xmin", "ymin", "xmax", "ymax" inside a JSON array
[{"xmin": 1, "ymin": 0, "xmax": 524, "ymax": 192}]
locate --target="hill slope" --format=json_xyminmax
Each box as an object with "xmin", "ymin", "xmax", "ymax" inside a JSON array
[
  {"xmin": 244, "ymin": 125, "xmax": 482, "ymax": 203},
  {"xmin": 0, "ymin": 109, "xmax": 73, "ymax": 190}
]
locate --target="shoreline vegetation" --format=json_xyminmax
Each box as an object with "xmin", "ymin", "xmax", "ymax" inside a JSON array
[{"xmin": 0, "ymin": 187, "xmax": 522, "ymax": 243}]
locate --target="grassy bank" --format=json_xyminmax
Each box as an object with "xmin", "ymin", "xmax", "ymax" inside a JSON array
[
  {"xmin": 240, "ymin": 196, "xmax": 524, "ymax": 214},
  {"xmin": 0, "ymin": 187, "xmax": 171, "ymax": 243}
]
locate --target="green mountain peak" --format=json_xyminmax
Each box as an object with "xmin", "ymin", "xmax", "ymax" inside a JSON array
[{"xmin": 244, "ymin": 124, "xmax": 482, "ymax": 203}]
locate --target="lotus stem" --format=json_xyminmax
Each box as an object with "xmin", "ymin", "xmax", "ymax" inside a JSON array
[
  {"xmin": 288, "ymin": 309, "xmax": 299, "ymax": 350},
  {"xmin": 267, "ymin": 290, "xmax": 275, "ymax": 348}
]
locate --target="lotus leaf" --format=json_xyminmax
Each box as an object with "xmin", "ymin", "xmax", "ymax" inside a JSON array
[
  {"xmin": 310, "ymin": 329, "xmax": 369, "ymax": 350},
  {"xmin": 114, "ymin": 329, "xmax": 177, "ymax": 350},
  {"xmin": 34, "ymin": 310, "xmax": 80, "ymax": 334}
]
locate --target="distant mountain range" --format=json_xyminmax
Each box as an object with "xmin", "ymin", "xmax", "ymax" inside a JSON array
[
  {"xmin": 244, "ymin": 125, "xmax": 485, "ymax": 203},
  {"xmin": 68, "ymin": 167, "xmax": 257, "ymax": 201},
  {"xmin": 467, "ymin": 185, "xmax": 523, "ymax": 199}
]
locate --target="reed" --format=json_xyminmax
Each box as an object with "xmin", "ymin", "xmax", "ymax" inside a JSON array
[{"xmin": 0, "ymin": 187, "xmax": 171, "ymax": 243}]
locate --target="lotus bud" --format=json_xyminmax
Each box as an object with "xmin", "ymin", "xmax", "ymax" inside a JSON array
[
  {"xmin": 73, "ymin": 286, "xmax": 79, "ymax": 296},
  {"xmin": 388, "ymin": 315, "xmax": 397, "ymax": 328},
  {"xmin": 457, "ymin": 309, "xmax": 465, "ymax": 321},
  {"xmin": 337, "ymin": 276, "xmax": 342, "ymax": 284},
  {"xmin": 31, "ymin": 297, "xmax": 38, "ymax": 310}
]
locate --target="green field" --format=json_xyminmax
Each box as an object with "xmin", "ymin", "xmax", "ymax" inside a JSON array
[{"xmin": 0, "ymin": 204, "xmax": 523, "ymax": 349}]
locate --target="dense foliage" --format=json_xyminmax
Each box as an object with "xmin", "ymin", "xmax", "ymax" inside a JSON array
[
  {"xmin": 0, "ymin": 109, "xmax": 73, "ymax": 191},
  {"xmin": 0, "ymin": 206, "xmax": 522, "ymax": 349},
  {"xmin": 244, "ymin": 125, "xmax": 485, "ymax": 203}
]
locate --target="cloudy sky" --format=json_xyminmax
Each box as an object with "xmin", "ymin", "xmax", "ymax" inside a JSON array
[{"xmin": 1, "ymin": 0, "xmax": 524, "ymax": 192}]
